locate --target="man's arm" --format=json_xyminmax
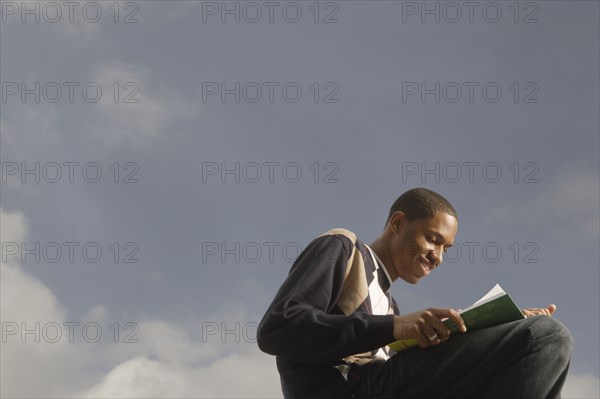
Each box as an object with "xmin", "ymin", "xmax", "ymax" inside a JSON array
[{"xmin": 257, "ymin": 234, "xmax": 395, "ymax": 365}]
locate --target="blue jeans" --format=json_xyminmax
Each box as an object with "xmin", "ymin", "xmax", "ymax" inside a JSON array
[{"xmin": 349, "ymin": 316, "xmax": 573, "ymax": 399}]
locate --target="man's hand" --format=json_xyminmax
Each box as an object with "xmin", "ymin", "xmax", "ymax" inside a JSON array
[
  {"xmin": 522, "ymin": 304, "xmax": 557, "ymax": 317},
  {"xmin": 393, "ymin": 308, "xmax": 467, "ymax": 348}
]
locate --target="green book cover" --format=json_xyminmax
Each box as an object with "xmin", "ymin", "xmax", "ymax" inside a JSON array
[{"xmin": 388, "ymin": 284, "xmax": 525, "ymax": 352}]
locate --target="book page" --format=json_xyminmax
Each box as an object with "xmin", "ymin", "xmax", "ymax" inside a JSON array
[{"xmin": 460, "ymin": 283, "xmax": 506, "ymax": 313}]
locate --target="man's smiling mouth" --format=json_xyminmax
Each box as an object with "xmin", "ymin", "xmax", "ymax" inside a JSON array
[{"xmin": 420, "ymin": 257, "xmax": 435, "ymax": 273}]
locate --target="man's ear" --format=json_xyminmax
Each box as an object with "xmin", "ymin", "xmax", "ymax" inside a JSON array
[{"xmin": 390, "ymin": 211, "xmax": 407, "ymax": 232}]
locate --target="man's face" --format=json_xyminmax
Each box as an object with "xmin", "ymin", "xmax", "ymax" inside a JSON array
[{"xmin": 389, "ymin": 211, "xmax": 458, "ymax": 284}]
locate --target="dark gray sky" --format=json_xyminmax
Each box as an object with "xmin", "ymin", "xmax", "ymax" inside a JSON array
[{"xmin": 1, "ymin": 1, "xmax": 599, "ymax": 397}]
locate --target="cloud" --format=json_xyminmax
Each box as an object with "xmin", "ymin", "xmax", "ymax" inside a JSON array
[
  {"xmin": 0, "ymin": 1, "xmax": 101, "ymax": 40},
  {"xmin": 562, "ymin": 373, "xmax": 600, "ymax": 399},
  {"xmin": 88, "ymin": 60, "xmax": 195, "ymax": 150},
  {"xmin": 0, "ymin": 209, "xmax": 30, "ymax": 243},
  {"xmin": 1, "ymin": 251, "xmax": 66, "ymax": 323},
  {"xmin": 80, "ymin": 349, "xmax": 281, "ymax": 399},
  {"xmin": 81, "ymin": 357, "xmax": 187, "ymax": 398},
  {"xmin": 56, "ymin": 12, "xmax": 102, "ymax": 40},
  {"xmin": 78, "ymin": 306, "xmax": 282, "ymax": 398},
  {"xmin": 1, "ymin": 60, "xmax": 194, "ymax": 162},
  {"xmin": 0, "ymin": 102, "xmax": 61, "ymax": 161},
  {"xmin": 529, "ymin": 163, "xmax": 600, "ymax": 239},
  {"xmin": 1, "ymin": 208, "xmax": 82, "ymax": 397},
  {"xmin": 483, "ymin": 162, "xmax": 600, "ymax": 242},
  {"xmin": 0, "ymin": 208, "xmax": 281, "ymax": 398}
]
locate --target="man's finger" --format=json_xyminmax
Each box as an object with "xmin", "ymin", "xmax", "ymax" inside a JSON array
[
  {"xmin": 434, "ymin": 308, "xmax": 467, "ymax": 333},
  {"xmin": 415, "ymin": 326, "xmax": 430, "ymax": 348},
  {"xmin": 408, "ymin": 323, "xmax": 430, "ymax": 348},
  {"xmin": 523, "ymin": 307, "xmax": 554, "ymax": 317},
  {"xmin": 423, "ymin": 313, "xmax": 451, "ymax": 340},
  {"xmin": 420, "ymin": 325, "xmax": 442, "ymax": 347}
]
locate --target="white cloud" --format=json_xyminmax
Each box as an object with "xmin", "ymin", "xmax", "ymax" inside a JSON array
[
  {"xmin": 483, "ymin": 162, "xmax": 600, "ymax": 242},
  {"xmin": 0, "ymin": 261, "xmax": 77, "ymax": 397},
  {"xmin": 82, "ymin": 357, "xmax": 188, "ymax": 398},
  {"xmin": 562, "ymin": 373, "xmax": 600, "ymax": 399},
  {"xmin": 0, "ymin": 208, "xmax": 281, "ymax": 398},
  {"xmin": 88, "ymin": 60, "xmax": 195, "ymax": 150},
  {"xmin": 131, "ymin": 318, "xmax": 219, "ymax": 364},
  {"xmin": 80, "ymin": 349, "xmax": 281, "ymax": 399},
  {"xmin": 0, "ymin": 209, "xmax": 30, "ymax": 243},
  {"xmin": 1, "ymin": 209, "xmax": 83, "ymax": 397},
  {"xmin": 1, "ymin": 60, "xmax": 194, "ymax": 162},
  {"xmin": 529, "ymin": 163, "xmax": 600, "ymax": 239}
]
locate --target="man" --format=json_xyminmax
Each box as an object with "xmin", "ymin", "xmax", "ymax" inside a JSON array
[{"xmin": 257, "ymin": 188, "xmax": 572, "ymax": 398}]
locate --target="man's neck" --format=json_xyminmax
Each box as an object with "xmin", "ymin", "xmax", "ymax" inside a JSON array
[{"xmin": 369, "ymin": 237, "xmax": 398, "ymax": 282}]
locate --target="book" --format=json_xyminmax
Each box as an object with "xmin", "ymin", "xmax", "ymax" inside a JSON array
[{"xmin": 388, "ymin": 283, "xmax": 525, "ymax": 352}]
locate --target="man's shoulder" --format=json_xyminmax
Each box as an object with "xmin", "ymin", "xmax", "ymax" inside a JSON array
[
  {"xmin": 316, "ymin": 228, "xmax": 368, "ymax": 252},
  {"xmin": 318, "ymin": 228, "xmax": 358, "ymax": 244}
]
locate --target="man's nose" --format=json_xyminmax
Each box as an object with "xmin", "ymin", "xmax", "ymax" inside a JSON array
[{"xmin": 431, "ymin": 247, "xmax": 443, "ymax": 266}]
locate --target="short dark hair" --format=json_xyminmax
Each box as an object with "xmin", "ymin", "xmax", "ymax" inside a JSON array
[{"xmin": 385, "ymin": 188, "xmax": 458, "ymax": 227}]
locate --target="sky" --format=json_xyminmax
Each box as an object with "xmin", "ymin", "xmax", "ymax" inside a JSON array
[{"xmin": 0, "ymin": 0, "xmax": 599, "ymax": 397}]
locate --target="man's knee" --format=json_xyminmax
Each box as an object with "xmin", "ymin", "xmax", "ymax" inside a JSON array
[{"xmin": 523, "ymin": 316, "xmax": 573, "ymax": 356}]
